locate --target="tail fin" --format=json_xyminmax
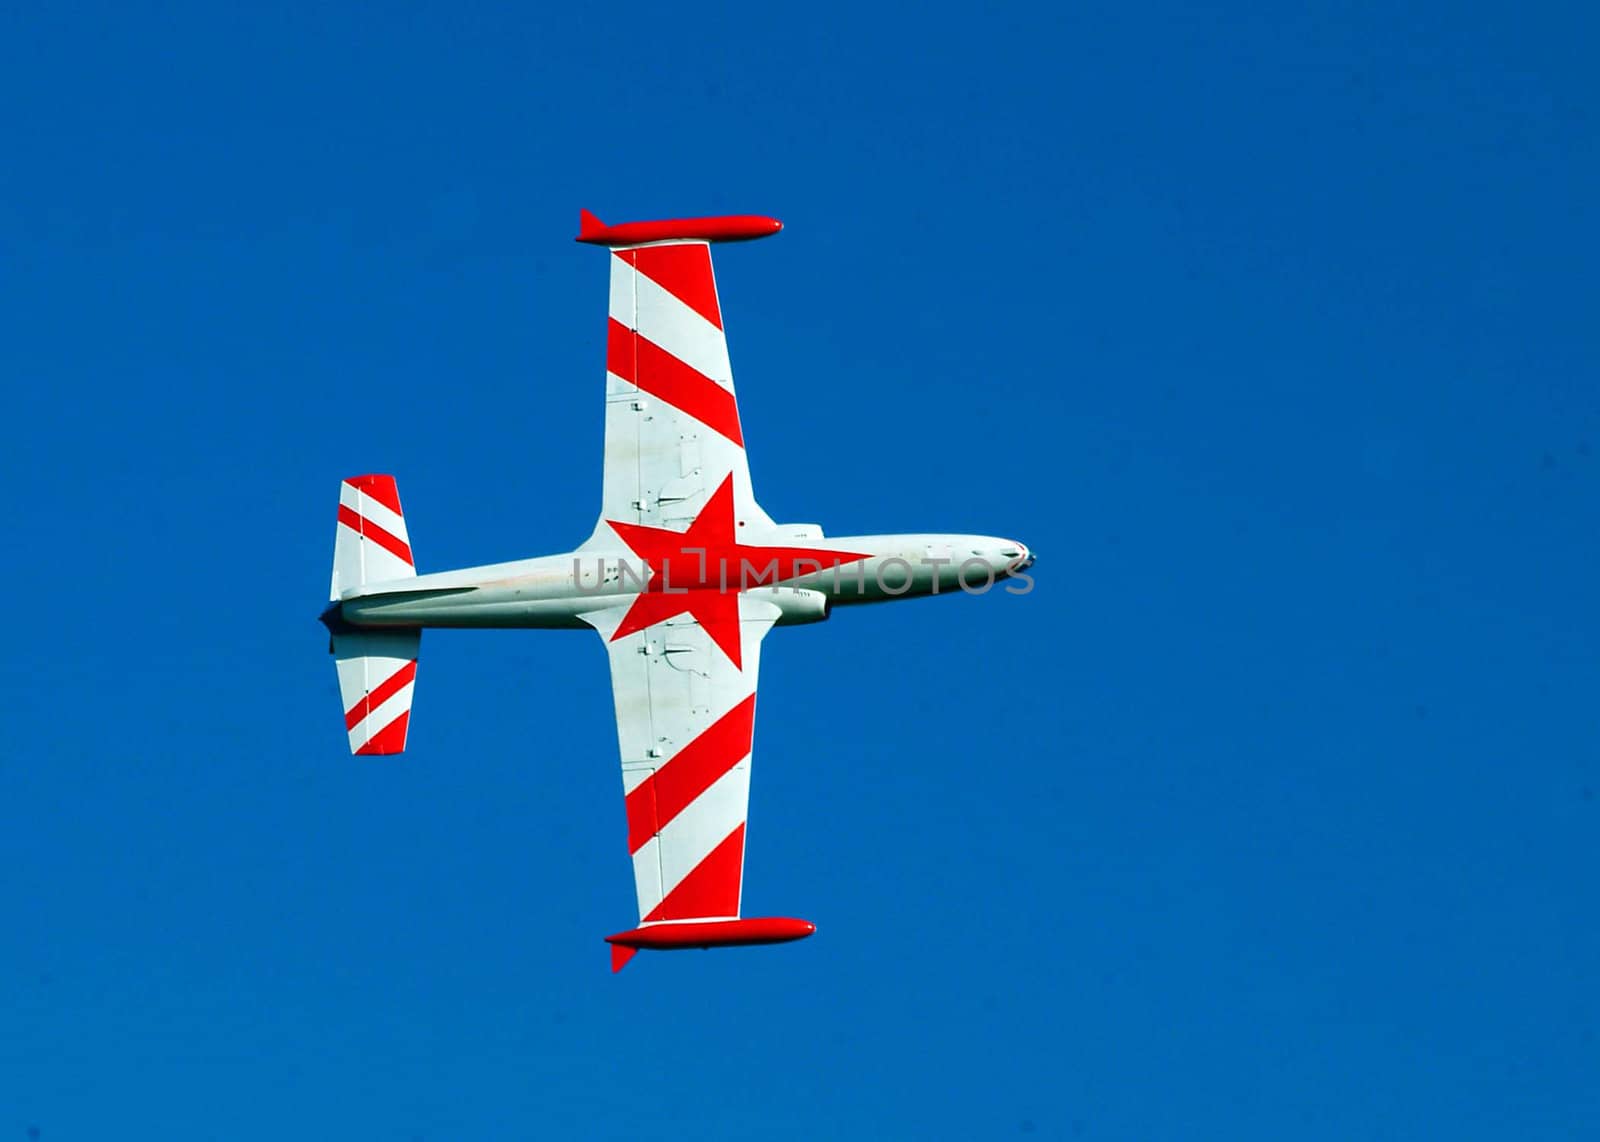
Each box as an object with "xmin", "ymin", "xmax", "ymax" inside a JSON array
[
  {"xmin": 330, "ymin": 474, "xmax": 415, "ymax": 601},
  {"xmin": 334, "ymin": 630, "xmax": 420, "ymax": 755}
]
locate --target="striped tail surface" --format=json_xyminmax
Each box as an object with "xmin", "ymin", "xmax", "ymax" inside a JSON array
[
  {"xmin": 328, "ymin": 474, "xmax": 420, "ymax": 756},
  {"xmin": 330, "ymin": 474, "xmax": 415, "ymax": 601},
  {"xmin": 334, "ymin": 630, "xmax": 419, "ymax": 755}
]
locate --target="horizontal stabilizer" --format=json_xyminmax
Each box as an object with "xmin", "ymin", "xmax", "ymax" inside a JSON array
[
  {"xmin": 333, "ymin": 630, "xmax": 420, "ymax": 755},
  {"xmin": 331, "ymin": 474, "xmax": 415, "ymax": 601}
]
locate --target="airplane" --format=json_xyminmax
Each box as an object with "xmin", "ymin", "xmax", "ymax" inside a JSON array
[{"xmin": 320, "ymin": 210, "xmax": 1035, "ymax": 971}]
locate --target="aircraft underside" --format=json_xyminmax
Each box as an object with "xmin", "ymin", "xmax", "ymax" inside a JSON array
[{"xmin": 322, "ymin": 211, "xmax": 1034, "ymax": 970}]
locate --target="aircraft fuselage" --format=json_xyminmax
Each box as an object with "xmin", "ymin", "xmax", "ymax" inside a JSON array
[{"xmin": 333, "ymin": 532, "xmax": 1033, "ymax": 631}]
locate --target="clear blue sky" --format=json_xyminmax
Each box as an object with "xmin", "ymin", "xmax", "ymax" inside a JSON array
[{"xmin": 2, "ymin": 3, "xmax": 1596, "ymax": 1138}]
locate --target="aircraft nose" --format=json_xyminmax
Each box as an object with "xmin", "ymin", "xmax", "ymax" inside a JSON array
[{"xmin": 1000, "ymin": 542, "xmax": 1034, "ymax": 575}]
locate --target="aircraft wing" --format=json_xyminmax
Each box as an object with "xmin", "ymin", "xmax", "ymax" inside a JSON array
[
  {"xmin": 582, "ymin": 595, "xmax": 801, "ymax": 971},
  {"xmin": 582, "ymin": 212, "xmax": 775, "ymax": 542}
]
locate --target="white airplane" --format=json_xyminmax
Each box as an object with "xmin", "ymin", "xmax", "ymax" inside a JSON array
[{"xmin": 321, "ymin": 211, "xmax": 1035, "ymax": 970}]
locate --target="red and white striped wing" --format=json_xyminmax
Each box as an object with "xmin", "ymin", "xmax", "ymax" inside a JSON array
[
  {"xmin": 582, "ymin": 596, "xmax": 782, "ymax": 923},
  {"xmin": 591, "ymin": 240, "xmax": 774, "ymax": 540}
]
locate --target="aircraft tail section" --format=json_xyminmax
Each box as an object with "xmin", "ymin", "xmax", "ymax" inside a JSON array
[
  {"xmin": 327, "ymin": 474, "xmax": 421, "ymax": 755},
  {"xmin": 330, "ymin": 474, "xmax": 415, "ymax": 601},
  {"xmin": 333, "ymin": 630, "xmax": 420, "ymax": 755}
]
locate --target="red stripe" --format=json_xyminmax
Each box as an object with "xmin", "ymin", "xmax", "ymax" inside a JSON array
[
  {"xmin": 619, "ymin": 245, "xmax": 723, "ymax": 330},
  {"xmin": 356, "ymin": 709, "xmax": 410, "ymax": 755},
  {"xmin": 344, "ymin": 474, "xmax": 403, "ymax": 517},
  {"xmin": 605, "ymin": 317, "xmax": 636, "ymax": 389},
  {"xmin": 606, "ymin": 318, "xmax": 744, "ymax": 447},
  {"xmin": 344, "ymin": 659, "xmax": 418, "ymax": 730},
  {"xmin": 644, "ymin": 824, "xmax": 745, "ymax": 922},
  {"xmin": 625, "ymin": 694, "xmax": 756, "ymax": 853},
  {"xmin": 337, "ymin": 504, "xmax": 414, "ymax": 565}
]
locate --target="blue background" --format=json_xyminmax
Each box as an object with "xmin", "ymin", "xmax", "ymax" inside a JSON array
[{"xmin": 2, "ymin": 3, "xmax": 1596, "ymax": 1138}]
